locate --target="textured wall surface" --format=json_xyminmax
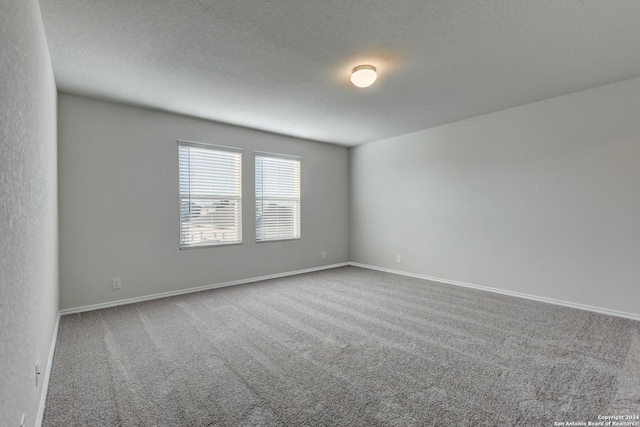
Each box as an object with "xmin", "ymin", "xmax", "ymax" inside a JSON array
[
  {"xmin": 58, "ymin": 94, "xmax": 349, "ymax": 310},
  {"xmin": 350, "ymin": 76, "xmax": 640, "ymax": 316},
  {"xmin": 0, "ymin": 0, "xmax": 59, "ymax": 426}
]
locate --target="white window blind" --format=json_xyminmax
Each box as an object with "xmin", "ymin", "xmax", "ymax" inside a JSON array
[
  {"xmin": 255, "ymin": 153, "xmax": 301, "ymax": 242},
  {"xmin": 179, "ymin": 141, "xmax": 242, "ymax": 248}
]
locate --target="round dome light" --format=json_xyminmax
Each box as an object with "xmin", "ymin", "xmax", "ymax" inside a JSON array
[{"xmin": 350, "ymin": 65, "xmax": 377, "ymax": 88}]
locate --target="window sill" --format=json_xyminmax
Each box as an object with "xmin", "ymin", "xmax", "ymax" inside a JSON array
[
  {"xmin": 255, "ymin": 237, "xmax": 301, "ymax": 244},
  {"xmin": 180, "ymin": 242, "xmax": 243, "ymax": 250}
]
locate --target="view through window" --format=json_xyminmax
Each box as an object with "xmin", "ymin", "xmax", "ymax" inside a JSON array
[
  {"xmin": 178, "ymin": 141, "xmax": 242, "ymax": 248},
  {"xmin": 255, "ymin": 153, "xmax": 301, "ymax": 242}
]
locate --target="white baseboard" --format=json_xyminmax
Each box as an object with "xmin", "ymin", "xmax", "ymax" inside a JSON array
[
  {"xmin": 349, "ymin": 262, "xmax": 640, "ymax": 322},
  {"xmin": 59, "ymin": 263, "xmax": 349, "ymax": 315},
  {"xmin": 36, "ymin": 312, "xmax": 60, "ymax": 427}
]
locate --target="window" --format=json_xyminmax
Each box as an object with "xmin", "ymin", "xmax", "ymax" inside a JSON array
[
  {"xmin": 178, "ymin": 141, "xmax": 242, "ymax": 248},
  {"xmin": 255, "ymin": 153, "xmax": 301, "ymax": 242}
]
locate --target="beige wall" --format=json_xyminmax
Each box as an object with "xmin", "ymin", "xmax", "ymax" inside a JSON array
[
  {"xmin": 0, "ymin": 0, "xmax": 59, "ymax": 425},
  {"xmin": 58, "ymin": 94, "xmax": 350, "ymax": 310},
  {"xmin": 350, "ymin": 77, "xmax": 640, "ymax": 316}
]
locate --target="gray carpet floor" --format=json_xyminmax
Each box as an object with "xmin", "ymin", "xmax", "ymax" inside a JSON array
[{"xmin": 43, "ymin": 266, "xmax": 640, "ymax": 426}]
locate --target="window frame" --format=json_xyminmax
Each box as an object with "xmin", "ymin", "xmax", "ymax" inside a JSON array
[
  {"xmin": 254, "ymin": 151, "xmax": 302, "ymax": 243},
  {"xmin": 178, "ymin": 139, "xmax": 243, "ymax": 249}
]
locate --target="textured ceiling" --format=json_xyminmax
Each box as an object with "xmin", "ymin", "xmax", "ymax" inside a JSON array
[{"xmin": 40, "ymin": 0, "xmax": 640, "ymax": 146}]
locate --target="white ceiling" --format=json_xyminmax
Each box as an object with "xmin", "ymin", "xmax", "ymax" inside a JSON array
[{"xmin": 39, "ymin": 0, "xmax": 640, "ymax": 146}]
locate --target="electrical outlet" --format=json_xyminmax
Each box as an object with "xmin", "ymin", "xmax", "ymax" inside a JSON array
[
  {"xmin": 112, "ymin": 278, "xmax": 122, "ymax": 290},
  {"xmin": 396, "ymin": 255, "xmax": 402, "ymax": 263},
  {"xmin": 321, "ymin": 251, "xmax": 327, "ymax": 259},
  {"xmin": 20, "ymin": 413, "xmax": 25, "ymax": 427},
  {"xmin": 35, "ymin": 362, "xmax": 40, "ymax": 387}
]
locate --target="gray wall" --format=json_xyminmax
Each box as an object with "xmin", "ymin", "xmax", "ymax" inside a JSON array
[
  {"xmin": 58, "ymin": 94, "xmax": 349, "ymax": 310},
  {"xmin": 0, "ymin": 0, "xmax": 59, "ymax": 425},
  {"xmin": 350, "ymin": 77, "xmax": 640, "ymax": 316}
]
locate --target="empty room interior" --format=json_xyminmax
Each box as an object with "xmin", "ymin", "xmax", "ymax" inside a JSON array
[{"xmin": 2, "ymin": 0, "xmax": 640, "ymax": 426}]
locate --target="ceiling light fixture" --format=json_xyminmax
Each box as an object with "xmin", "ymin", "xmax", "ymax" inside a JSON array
[{"xmin": 350, "ymin": 65, "xmax": 377, "ymax": 88}]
